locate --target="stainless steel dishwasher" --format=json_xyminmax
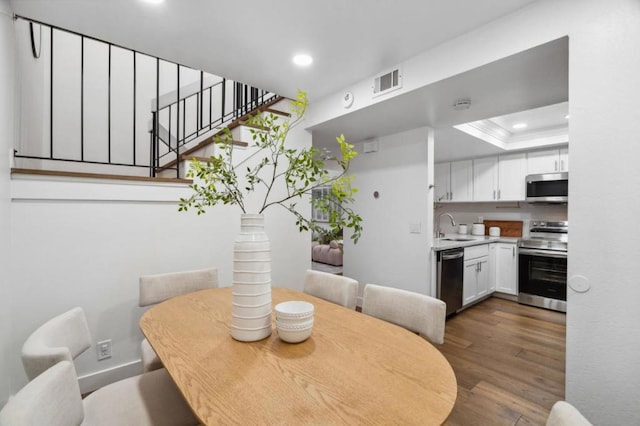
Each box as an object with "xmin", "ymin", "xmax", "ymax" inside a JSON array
[{"xmin": 437, "ymin": 248, "xmax": 464, "ymax": 317}]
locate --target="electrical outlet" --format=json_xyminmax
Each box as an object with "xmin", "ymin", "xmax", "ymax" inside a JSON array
[{"xmin": 97, "ymin": 340, "xmax": 112, "ymax": 361}]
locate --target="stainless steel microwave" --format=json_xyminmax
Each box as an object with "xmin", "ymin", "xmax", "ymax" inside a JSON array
[{"xmin": 525, "ymin": 172, "xmax": 568, "ymax": 203}]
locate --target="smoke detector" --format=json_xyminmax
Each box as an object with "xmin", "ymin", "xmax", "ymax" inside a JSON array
[{"xmin": 453, "ymin": 99, "xmax": 471, "ymax": 111}]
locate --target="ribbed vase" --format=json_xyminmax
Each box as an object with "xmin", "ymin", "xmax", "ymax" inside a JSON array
[{"xmin": 230, "ymin": 214, "xmax": 272, "ymax": 342}]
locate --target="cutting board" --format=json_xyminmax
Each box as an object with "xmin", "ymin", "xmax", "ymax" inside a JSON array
[{"xmin": 483, "ymin": 220, "xmax": 523, "ymax": 237}]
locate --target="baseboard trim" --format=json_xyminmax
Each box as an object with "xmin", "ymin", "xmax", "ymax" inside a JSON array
[
  {"xmin": 493, "ymin": 292, "xmax": 518, "ymax": 302},
  {"xmin": 78, "ymin": 359, "xmax": 142, "ymax": 394}
]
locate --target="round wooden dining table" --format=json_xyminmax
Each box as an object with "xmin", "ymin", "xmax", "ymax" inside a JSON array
[{"xmin": 140, "ymin": 287, "xmax": 457, "ymax": 425}]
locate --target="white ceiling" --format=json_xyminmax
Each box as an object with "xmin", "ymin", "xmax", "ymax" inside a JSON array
[
  {"xmin": 488, "ymin": 102, "xmax": 568, "ymax": 134},
  {"xmin": 10, "ymin": 0, "xmax": 540, "ymax": 101},
  {"xmin": 309, "ymin": 37, "xmax": 569, "ymax": 161},
  {"xmin": 10, "ymin": 0, "xmax": 566, "ymax": 162}
]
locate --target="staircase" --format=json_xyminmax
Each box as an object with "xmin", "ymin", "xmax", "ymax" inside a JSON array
[
  {"xmin": 11, "ymin": 16, "xmax": 287, "ymax": 183},
  {"xmin": 154, "ymin": 95, "xmax": 290, "ymax": 179}
]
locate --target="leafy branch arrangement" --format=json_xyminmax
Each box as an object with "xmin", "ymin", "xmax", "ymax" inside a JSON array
[{"xmin": 178, "ymin": 90, "xmax": 363, "ymax": 243}]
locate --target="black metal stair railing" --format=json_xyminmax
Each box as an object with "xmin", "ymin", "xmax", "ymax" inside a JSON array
[
  {"xmin": 151, "ymin": 78, "xmax": 276, "ymax": 177},
  {"xmin": 13, "ymin": 15, "xmax": 278, "ymax": 179}
]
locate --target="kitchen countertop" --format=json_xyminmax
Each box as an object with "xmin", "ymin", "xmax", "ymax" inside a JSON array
[{"xmin": 432, "ymin": 235, "xmax": 520, "ymax": 251}]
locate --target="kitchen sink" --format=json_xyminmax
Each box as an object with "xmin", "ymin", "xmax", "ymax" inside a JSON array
[{"xmin": 441, "ymin": 237, "xmax": 476, "ymax": 242}]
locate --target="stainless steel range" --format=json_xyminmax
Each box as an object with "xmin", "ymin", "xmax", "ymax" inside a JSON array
[{"xmin": 518, "ymin": 220, "xmax": 568, "ymax": 312}]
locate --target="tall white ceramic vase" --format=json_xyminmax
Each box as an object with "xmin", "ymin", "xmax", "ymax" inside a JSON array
[{"xmin": 231, "ymin": 214, "xmax": 272, "ymax": 341}]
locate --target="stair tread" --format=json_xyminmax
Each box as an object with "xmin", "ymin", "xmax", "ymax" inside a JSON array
[
  {"xmin": 11, "ymin": 168, "xmax": 192, "ymax": 184},
  {"xmin": 238, "ymin": 121, "xmax": 270, "ymax": 131},
  {"xmin": 155, "ymin": 96, "xmax": 284, "ymax": 173},
  {"xmin": 263, "ymin": 107, "xmax": 291, "ymax": 117}
]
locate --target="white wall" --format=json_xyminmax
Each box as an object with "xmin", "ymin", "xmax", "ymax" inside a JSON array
[
  {"xmin": 343, "ymin": 127, "xmax": 430, "ymax": 297},
  {"xmin": 0, "ymin": 0, "xmax": 15, "ymax": 406},
  {"xmin": 13, "ymin": 19, "xmax": 216, "ymax": 174},
  {"xmin": 313, "ymin": 0, "xmax": 640, "ymax": 423},
  {"xmin": 563, "ymin": 1, "xmax": 640, "ymax": 421},
  {"xmin": 5, "ymin": 116, "xmax": 311, "ymax": 396}
]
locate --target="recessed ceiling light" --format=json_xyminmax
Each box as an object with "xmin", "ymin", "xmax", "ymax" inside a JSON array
[
  {"xmin": 293, "ymin": 54, "xmax": 313, "ymax": 67},
  {"xmin": 512, "ymin": 123, "xmax": 527, "ymax": 130},
  {"xmin": 142, "ymin": 0, "xmax": 164, "ymax": 4},
  {"xmin": 565, "ymin": 114, "xmax": 570, "ymax": 119}
]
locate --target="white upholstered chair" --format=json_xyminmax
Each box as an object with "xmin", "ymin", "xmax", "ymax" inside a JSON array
[
  {"xmin": 18, "ymin": 307, "xmax": 198, "ymax": 426},
  {"xmin": 0, "ymin": 361, "xmax": 83, "ymax": 426},
  {"xmin": 546, "ymin": 401, "xmax": 593, "ymax": 426},
  {"xmin": 361, "ymin": 284, "xmax": 447, "ymax": 345},
  {"xmin": 22, "ymin": 307, "xmax": 91, "ymax": 381},
  {"xmin": 138, "ymin": 267, "xmax": 218, "ymax": 372},
  {"xmin": 303, "ymin": 269, "xmax": 358, "ymax": 310}
]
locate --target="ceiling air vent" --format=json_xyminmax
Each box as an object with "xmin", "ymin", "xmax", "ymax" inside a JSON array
[{"xmin": 372, "ymin": 67, "xmax": 402, "ymax": 98}]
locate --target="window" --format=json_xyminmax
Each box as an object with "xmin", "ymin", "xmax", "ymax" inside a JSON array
[{"xmin": 311, "ymin": 186, "xmax": 337, "ymax": 222}]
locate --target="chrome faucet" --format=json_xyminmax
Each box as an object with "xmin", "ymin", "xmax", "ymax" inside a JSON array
[{"xmin": 436, "ymin": 213, "xmax": 456, "ymax": 238}]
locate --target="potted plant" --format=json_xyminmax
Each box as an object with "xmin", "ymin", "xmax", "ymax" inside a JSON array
[
  {"xmin": 178, "ymin": 89, "xmax": 362, "ymax": 242},
  {"xmin": 178, "ymin": 89, "xmax": 362, "ymax": 341}
]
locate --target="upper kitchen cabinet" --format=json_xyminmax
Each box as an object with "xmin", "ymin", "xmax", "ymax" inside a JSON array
[
  {"xmin": 473, "ymin": 154, "xmax": 526, "ymax": 201},
  {"xmin": 526, "ymin": 147, "xmax": 569, "ymax": 174},
  {"xmin": 473, "ymin": 157, "xmax": 498, "ymax": 201},
  {"xmin": 434, "ymin": 162, "xmax": 450, "ymax": 202},
  {"xmin": 434, "ymin": 147, "xmax": 564, "ymax": 204},
  {"xmin": 497, "ymin": 153, "xmax": 527, "ymax": 200},
  {"xmin": 435, "ymin": 160, "xmax": 473, "ymax": 202},
  {"xmin": 559, "ymin": 147, "xmax": 569, "ymax": 171}
]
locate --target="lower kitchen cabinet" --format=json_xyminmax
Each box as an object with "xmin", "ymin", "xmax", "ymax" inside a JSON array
[
  {"xmin": 463, "ymin": 246, "xmax": 489, "ymax": 306},
  {"xmin": 494, "ymin": 242, "xmax": 518, "ymax": 295}
]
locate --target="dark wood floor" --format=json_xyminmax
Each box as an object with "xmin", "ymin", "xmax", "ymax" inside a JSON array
[{"xmin": 440, "ymin": 297, "xmax": 566, "ymax": 426}]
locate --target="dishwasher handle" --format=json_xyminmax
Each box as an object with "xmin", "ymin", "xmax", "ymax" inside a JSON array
[{"xmin": 441, "ymin": 251, "xmax": 464, "ymax": 260}]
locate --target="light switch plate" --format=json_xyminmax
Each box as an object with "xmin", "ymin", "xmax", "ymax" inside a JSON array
[{"xmin": 409, "ymin": 222, "xmax": 421, "ymax": 234}]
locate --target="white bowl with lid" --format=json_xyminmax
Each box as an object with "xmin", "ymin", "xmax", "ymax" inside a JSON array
[
  {"xmin": 274, "ymin": 301, "xmax": 314, "ymax": 324},
  {"xmin": 276, "ymin": 318, "xmax": 314, "ymax": 343}
]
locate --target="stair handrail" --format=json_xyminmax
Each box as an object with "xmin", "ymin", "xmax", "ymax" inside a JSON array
[
  {"xmin": 12, "ymin": 15, "xmax": 279, "ymax": 180},
  {"xmin": 152, "ymin": 78, "xmax": 278, "ymax": 178}
]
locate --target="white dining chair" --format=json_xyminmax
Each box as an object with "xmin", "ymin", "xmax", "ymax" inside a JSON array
[
  {"xmin": 19, "ymin": 307, "xmax": 199, "ymax": 426},
  {"xmin": 22, "ymin": 307, "xmax": 92, "ymax": 381},
  {"xmin": 139, "ymin": 267, "xmax": 218, "ymax": 372},
  {"xmin": 0, "ymin": 361, "xmax": 83, "ymax": 426},
  {"xmin": 362, "ymin": 283, "xmax": 446, "ymax": 345},
  {"xmin": 303, "ymin": 269, "xmax": 358, "ymax": 310},
  {"xmin": 546, "ymin": 401, "xmax": 593, "ymax": 426}
]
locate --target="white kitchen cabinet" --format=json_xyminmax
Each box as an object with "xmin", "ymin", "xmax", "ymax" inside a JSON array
[
  {"xmin": 473, "ymin": 155, "xmax": 526, "ymax": 202},
  {"xmin": 526, "ymin": 148, "xmax": 569, "ymax": 174},
  {"xmin": 434, "ymin": 162, "xmax": 450, "ymax": 202},
  {"xmin": 497, "ymin": 153, "xmax": 527, "ymax": 200},
  {"xmin": 472, "ymin": 156, "xmax": 498, "ymax": 201},
  {"xmin": 559, "ymin": 147, "xmax": 569, "ymax": 172},
  {"xmin": 434, "ymin": 160, "xmax": 472, "ymax": 202},
  {"xmin": 463, "ymin": 245, "xmax": 490, "ymax": 306},
  {"xmin": 495, "ymin": 242, "xmax": 518, "ymax": 295},
  {"xmin": 434, "ymin": 147, "xmax": 566, "ymax": 204},
  {"xmin": 488, "ymin": 244, "xmax": 497, "ymax": 293}
]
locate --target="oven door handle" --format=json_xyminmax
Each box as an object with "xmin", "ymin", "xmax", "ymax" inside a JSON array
[{"xmin": 519, "ymin": 248, "xmax": 567, "ymax": 259}]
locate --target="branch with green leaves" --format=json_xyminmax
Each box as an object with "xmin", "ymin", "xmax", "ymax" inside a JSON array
[{"xmin": 178, "ymin": 89, "xmax": 363, "ymax": 243}]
